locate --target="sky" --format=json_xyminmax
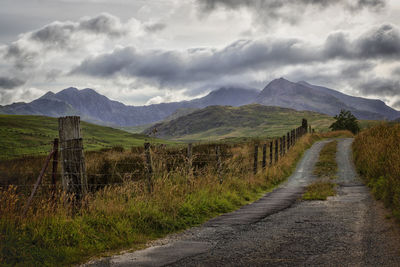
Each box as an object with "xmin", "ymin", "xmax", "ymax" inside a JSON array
[{"xmin": 0, "ymin": 0, "xmax": 400, "ymax": 108}]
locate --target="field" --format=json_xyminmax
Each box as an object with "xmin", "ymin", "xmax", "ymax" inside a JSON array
[
  {"xmin": 145, "ymin": 104, "xmax": 335, "ymax": 141},
  {"xmin": 0, "ymin": 129, "xmax": 352, "ymax": 266},
  {"xmin": 353, "ymin": 122, "xmax": 400, "ymax": 219},
  {"xmin": 0, "ymin": 114, "xmax": 173, "ymax": 160}
]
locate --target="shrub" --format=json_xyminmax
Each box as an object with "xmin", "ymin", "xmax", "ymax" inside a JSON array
[{"xmin": 330, "ymin": 110, "xmax": 360, "ymax": 134}]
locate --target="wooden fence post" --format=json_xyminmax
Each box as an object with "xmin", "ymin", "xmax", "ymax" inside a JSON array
[
  {"xmin": 51, "ymin": 138, "xmax": 59, "ymax": 193},
  {"xmin": 287, "ymin": 132, "xmax": 290, "ymax": 151},
  {"xmin": 282, "ymin": 135, "xmax": 286, "ymax": 155},
  {"xmin": 269, "ymin": 141, "xmax": 273, "ymax": 166},
  {"xmin": 262, "ymin": 144, "xmax": 267, "ymax": 170},
  {"xmin": 253, "ymin": 144, "xmax": 259, "ymax": 174},
  {"xmin": 280, "ymin": 137, "xmax": 283, "ymax": 157},
  {"xmin": 291, "ymin": 129, "xmax": 295, "ymax": 146},
  {"xmin": 58, "ymin": 116, "xmax": 87, "ymax": 198},
  {"xmin": 144, "ymin": 142, "xmax": 153, "ymax": 192},
  {"xmin": 309, "ymin": 125, "xmax": 311, "ymax": 134},
  {"xmin": 302, "ymin": 118, "xmax": 308, "ymax": 133},
  {"xmin": 274, "ymin": 139, "xmax": 279, "ymax": 163}
]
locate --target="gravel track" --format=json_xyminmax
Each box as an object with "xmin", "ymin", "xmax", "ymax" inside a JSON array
[{"xmin": 85, "ymin": 138, "xmax": 400, "ymax": 267}]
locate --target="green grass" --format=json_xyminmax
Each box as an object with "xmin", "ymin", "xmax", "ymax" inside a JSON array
[
  {"xmin": 303, "ymin": 140, "xmax": 338, "ymax": 200},
  {"xmin": 353, "ymin": 123, "xmax": 400, "ymax": 221},
  {"xmin": 1, "ymin": 131, "xmax": 345, "ymax": 266},
  {"xmin": 313, "ymin": 140, "xmax": 338, "ymax": 179},
  {"xmin": 0, "ymin": 115, "xmax": 175, "ymax": 160},
  {"xmin": 145, "ymin": 104, "xmax": 335, "ymax": 141},
  {"xmin": 302, "ymin": 181, "xmax": 336, "ymax": 200}
]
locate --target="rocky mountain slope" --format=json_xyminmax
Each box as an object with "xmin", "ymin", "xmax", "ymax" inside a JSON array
[{"xmin": 1, "ymin": 78, "xmax": 398, "ymax": 126}]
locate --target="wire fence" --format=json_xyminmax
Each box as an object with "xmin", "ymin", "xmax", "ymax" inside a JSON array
[{"xmin": 0, "ymin": 118, "xmax": 312, "ymax": 217}]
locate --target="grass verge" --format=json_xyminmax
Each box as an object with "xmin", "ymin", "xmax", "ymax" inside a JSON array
[
  {"xmin": 0, "ymin": 131, "xmax": 351, "ymax": 266},
  {"xmin": 303, "ymin": 140, "xmax": 338, "ymax": 200},
  {"xmin": 353, "ymin": 122, "xmax": 400, "ymax": 221},
  {"xmin": 302, "ymin": 181, "xmax": 336, "ymax": 200}
]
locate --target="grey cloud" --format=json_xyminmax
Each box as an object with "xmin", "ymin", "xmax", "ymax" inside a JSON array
[
  {"xmin": 356, "ymin": 24, "xmax": 400, "ymax": 58},
  {"xmin": 323, "ymin": 24, "xmax": 400, "ymax": 60},
  {"xmin": 197, "ymin": 0, "xmax": 386, "ymax": 24},
  {"xmin": 0, "ymin": 76, "xmax": 25, "ymax": 89},
  {"xmin": 30, "ymin": 13, "xmax": 125, "ymax": 49},
  {"xmin": 71, "ymin": 38, "xmax": 318, "ymax": 86},
  {"xmin": 358, "ymin": 77, "xmax": 400, "ymax": 96},
  {"xmin": 79, "ymin": 13, "xmax": 125, "ymax": 37},
  {"xmin": 3, "ymin": 13, "xmax": 127, "ymax": 69},
  {"xmin": 144, "ymin": 22, "xmax": 167, "ymax": 33},
  {"xmin": 340, "ymin": 62, "xmax": 375, "ymax": 79},
  {"xmin": 4, "ymin": 43, "xmax": 38, "ymax": 69},
  {"xmin": 71, "ymin": 23, "xmax": 400, "ymax": 88},
  {"xmin": 31, "ymin": 22, "xmax": 75, "ymax": 49},
  {"xmin": 393, "ymin": 99, "xmax": 400, "ymax": 109},
  {"xmin": 393, "ymin": 66, "xmax": 400, "ymax": 76}
]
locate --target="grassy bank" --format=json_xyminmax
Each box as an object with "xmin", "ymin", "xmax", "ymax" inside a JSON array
[
  {"xmin": 0, "ymin": 114, "xmax": 172, "ymax": 160},
  {"xmin": 1, "ymin": 131, "xmax": 350, "ymax": 266},
  {"xmin": 353, "ymin": 123, "xmax": 400, "ymax": 220},
  {"xmin": 303, "ymin": 140, "xmax": 338, "ymax": 200}
]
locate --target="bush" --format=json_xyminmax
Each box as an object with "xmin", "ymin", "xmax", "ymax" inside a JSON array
[{"xmin": 330, "ymin": 110, "xmax": 360, "ymax": 134}]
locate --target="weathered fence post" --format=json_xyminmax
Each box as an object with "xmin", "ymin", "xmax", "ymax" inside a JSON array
[
  {"xmin": 309, "ymin": 125, "xmax": 312, "ymax": 134},
  {"xmin": 253, "ymin": 144, "xmax": 258, "ymax": 174},
  {"xmin": 144, "ymin": 142, "xmax": 153, "ymax": 192},
  {"xmin": 275, "ymin": 139, "xmax": 279, "ymax": 163},
  {"xmin": 269, "ymin": 141, "xmax": 273, "ymax": 166},
  {"xmin": 302, "ymin": 118, "xmax": 308, "ymax": 133},
  {"xmin": 187, "ymin": 143, "xmax": 193, "ymax": 176},
  {"xmin": 262, "ymin": 144, "xmax": 267, "ymax": 170},
  {"xmin": 287, "ymin": 132, "xmax": 290, "ymax": 151},
  {"xmin": 52, "ymin": 138, "xmax": 59, "ymax": 191},
  {"xmin": 282, "ymin": 135, "xmax": 286, "ymax": 155},
  {"xmin": 291, "ymin": 129, "xmax": 295, "ymax": 146},
  {"xmin": 58, "ymin": 116, "xmax": 87, "ymax": 198},
  {"xmin": 280, "ymin": 137, "xmax": 283, "ymax": 157}
]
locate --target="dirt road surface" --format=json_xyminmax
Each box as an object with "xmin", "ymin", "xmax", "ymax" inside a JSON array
[{"xmin": 85, "ymin": 138, "xmax": 400, "ymax": 267}]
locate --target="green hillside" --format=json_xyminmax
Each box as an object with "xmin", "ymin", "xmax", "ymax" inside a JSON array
[
  {"xmin": 0, "ymin": 115, "xmax": 171, "ymax": 160},
  {"xmin": 144, "ymin": 104, "xmax": 335, "ymax": 141}
]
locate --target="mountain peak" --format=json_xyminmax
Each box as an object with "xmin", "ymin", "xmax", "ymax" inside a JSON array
[
  {"xmin": 39, "ymin": 91, "xmax": 56, "ymax": 100},
  {"xmin": 63, "ymin": 87, "xmax": 79, "ymax": 92}
]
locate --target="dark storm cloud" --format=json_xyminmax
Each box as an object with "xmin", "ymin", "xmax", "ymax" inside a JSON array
[
  {"xmin": 30, "ymin": 13, "xmax": 125, "ymax": 49},
  {"xmin": 323, "ymin": 24, "xmax": 400, "ymax": 60},
  {"xmin": 144, "ymin": 22, "xmax": 167, "ymax": 33},
  {"xmin": 71, "ymin": 23, "xmax": 400, "ymax": 88},
  {"xmin": 197, "ymin": 0, "xmax": 386, "ymax": 24},
  {"xmin": 71, "ymin": 38, "xmax": 318, "ymax": 86},
  {"xmin": 358, "ymin": 77, "xmax": 400, "ymax": 96},
  {"xmin": 0, "ymin": 77, "xmax": 25, "ymax": 89},
  {"xmin": 340, "ymin": 62, "xmax": 375, "ymax": 79}
]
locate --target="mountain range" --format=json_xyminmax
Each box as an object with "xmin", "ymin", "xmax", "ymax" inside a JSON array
[{"xmin": 0, "ymin": 78, "xmax": 398, "ymax": 126}]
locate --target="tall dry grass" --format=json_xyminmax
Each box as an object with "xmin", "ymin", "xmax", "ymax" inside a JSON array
[
  {"xmin": 353, "ymin": 123, "xmax": 400, "ymax": 219},
  {"xmin": 0, "ymin": 131, "xmax": 351, "ymax": 266}
]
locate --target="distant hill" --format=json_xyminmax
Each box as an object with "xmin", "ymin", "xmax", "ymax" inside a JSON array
[
  {"xmin": 256, "ymin": 78, "xmax": 398, "ymax": 120},
  {"xmin": 143, "ymin": 104, "xmax": 334, "ymax": 141},
  {"xmin": 1, "ymin": 78, "xmax": 399, "ymax": 127},
  {"xmin": 0, "ymin": 86, "xmax": 259, "ymax": 127},
  {"xmin": 0, "ymin": 114, "xmax": 171, "ymax": 160}
]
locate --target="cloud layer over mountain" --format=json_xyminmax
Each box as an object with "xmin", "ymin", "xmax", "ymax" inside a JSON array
[{"xmin": 0, "ymin": 0, "xmax": 399, "ymax": 109}]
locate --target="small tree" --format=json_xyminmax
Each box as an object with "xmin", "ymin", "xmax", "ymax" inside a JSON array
[{"xmin": 330, "ymin": 110, "xmax": 360, "ymax": 134}]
